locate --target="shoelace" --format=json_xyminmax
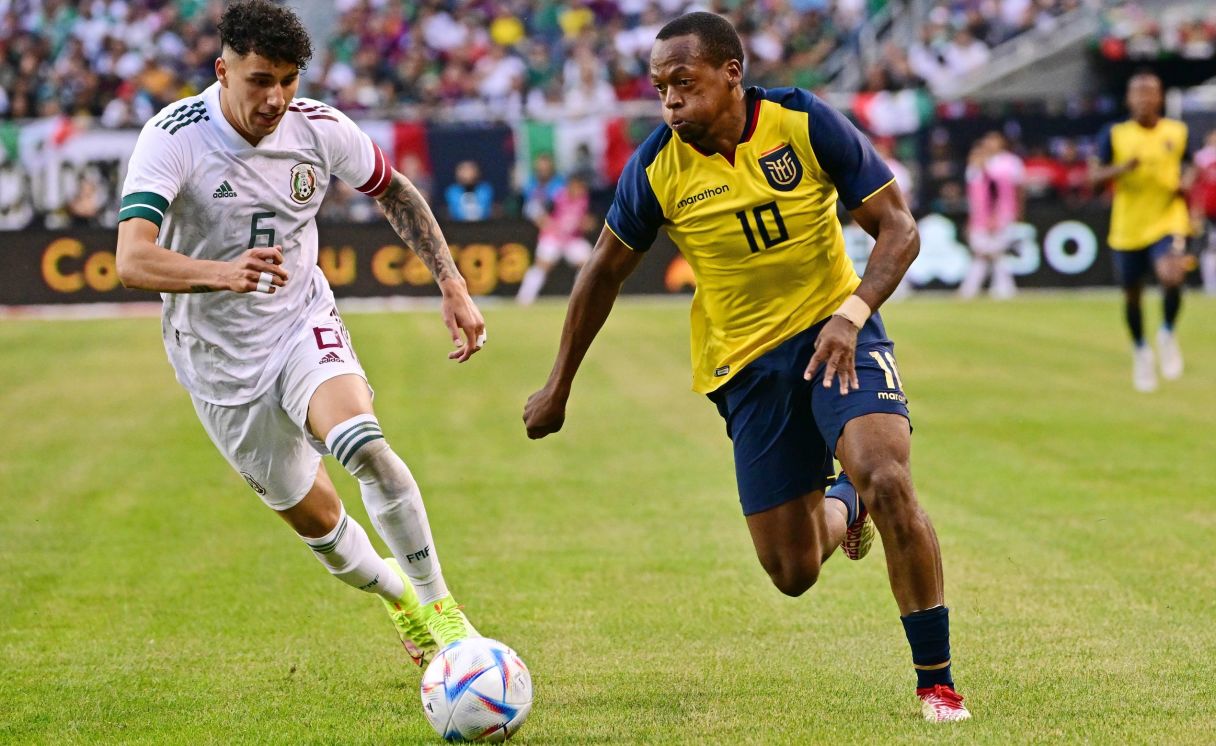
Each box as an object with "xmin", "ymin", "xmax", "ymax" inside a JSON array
[
  {"xmin": 922, "ymin": 685, "xmax": 965, "ymax": 707},
  {"xmin": 428, "ymin": 603, "xmax": 468, "ymax": 640}
]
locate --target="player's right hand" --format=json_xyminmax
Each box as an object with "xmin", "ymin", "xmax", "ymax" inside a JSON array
[
  {"xmin": 523, "ymin": 385, "xmax": 567, "ymax": 439},
  {"xmin": 225, "ymin": 246, "xmax": 289, "ymax": 293}
]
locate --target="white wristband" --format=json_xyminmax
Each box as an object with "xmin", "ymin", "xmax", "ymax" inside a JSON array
[
  {"xmin": 256, "ymin": 271, "xmax": 274, "ymax": 294},
  {"xmin": 832, "ymin": 294, "xmax": 871, "ymax": 329}
]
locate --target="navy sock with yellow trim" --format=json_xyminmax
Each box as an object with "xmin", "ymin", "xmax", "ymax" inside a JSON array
[
  {"xmin": 901, "ymin": 605, "xmax": 954, "ymax": 689},
  {"xmin": 825, "ymin": 472, "xmax": 858, "ymax": 527}
]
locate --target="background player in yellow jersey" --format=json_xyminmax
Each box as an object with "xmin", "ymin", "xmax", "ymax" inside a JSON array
[
  {"xmin": 1090, "ymin": 72, "xmax": 1191, "ymax": 392},
  {"xmin": 523, "ymin": 12, "xmax": 970, "ymax": 723}
]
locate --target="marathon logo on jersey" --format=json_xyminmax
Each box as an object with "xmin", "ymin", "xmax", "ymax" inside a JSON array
[
  {"xmin": 290, "ymin": 162, "xmax": 318, "ymax": 204},
  {"xmin": 676, "ymin": 184, "xmax": 730, "ymax": 210},
  {"xmin": 878, "ymin": 391, "xmax": 907, "ymax": 403},
  {"xmin": 212, "ymin": 180, "xmax": 238, "ymax": 199},
  {"xmin": 758, "ymin": 144, "xmax": 803, "ymax": 192},
  {"xmin": 318, "ymin": 351, "xmax": 343, "ymax": 364}
]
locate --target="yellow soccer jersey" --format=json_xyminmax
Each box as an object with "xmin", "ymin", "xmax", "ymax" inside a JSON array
[
  {"xmin": 1097, "ymin": 118, "xmax": 1191, "ymax": 250},
  {"xmin": 606, "ymin": 86, "xmax": 894, "ymax": 393}
]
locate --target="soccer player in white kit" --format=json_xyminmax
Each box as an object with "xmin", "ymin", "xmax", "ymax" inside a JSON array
[{"xmin": 115, "ymin": 0, "xmax": 480, "ymax": 665}]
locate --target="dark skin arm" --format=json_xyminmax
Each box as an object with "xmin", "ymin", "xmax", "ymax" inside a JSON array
[
  {"xmin": 1089, "ymin": 156, "xmax": 1138, "ymax": 186},
  {"xmin": 523, "ymin": 226, "xmax": 643, "ymax": 438},
  {"xmin": 804, "ymin": 183, "xmax": 920, "ymax": 394}
]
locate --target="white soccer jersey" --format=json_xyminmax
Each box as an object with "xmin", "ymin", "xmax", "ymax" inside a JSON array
[{"xmin": 119, "ymin": 82, "xmax": 392, "ymax": 405}]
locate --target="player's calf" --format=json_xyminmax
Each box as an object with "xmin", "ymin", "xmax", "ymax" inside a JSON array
[
  {"xmin": 324, "ymin": 414, "xmax": 450, "ymax": 605},
  {"xmin": 299, "ymin": 506, "xmax": 407, "ymax": 604}
]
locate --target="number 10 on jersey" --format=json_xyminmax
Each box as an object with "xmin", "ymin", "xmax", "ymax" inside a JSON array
[{"xmin": 734, "ymin": 201, "xmax": 789, "ymax": 253}]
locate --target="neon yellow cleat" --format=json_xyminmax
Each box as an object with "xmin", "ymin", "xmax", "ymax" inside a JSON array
[
  {"xmin": 380, "ymin": 557, "xmax": 437, "ymax": 667},
  {"xmin": 421, "ymin": 594, "xmax": 479, "ymax": 649}
]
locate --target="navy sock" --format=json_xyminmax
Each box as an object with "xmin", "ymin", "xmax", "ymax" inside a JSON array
[
  {"xmin": 1125, "ymin": 301, "xmax": 1144, "ymax": 345},
  {"xmin": 825, "ymin": 472, "xmax": 858, "ymax": 526},
  {"xmin": 1163, "ymin": 287, "xmax": 1181, "ymax": 331},
  {"xmin": 901, "ymin": 605, "xmax": 954, "ymax": 689}
]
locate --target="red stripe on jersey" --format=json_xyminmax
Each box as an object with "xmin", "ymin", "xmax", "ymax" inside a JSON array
[
  {"xmin": 289, "ymin": 103, "xmax": 328, "ymax": 113},
  {"xmin": 306, "ymin": 115, "xmax": 339, "ymax": 122},
  {"xmin": 356, "ymin": 143, "xmax": 391, "ymax": 197}
]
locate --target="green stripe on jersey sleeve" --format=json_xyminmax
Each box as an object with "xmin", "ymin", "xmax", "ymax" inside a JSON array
[{"xmin": 118, "ymin": 191, "xmax": 170, "ymax": 227}]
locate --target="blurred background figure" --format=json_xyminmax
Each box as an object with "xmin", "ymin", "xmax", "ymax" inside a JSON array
[
  {"xmin": 445, "ymin": 160, "xmax": 494, "ymax": 222},
  {"xmin": 516, "ymin": 174, "xmax": 593, "ymax": 305},
  {"xmin": 521, "ymin": 153, "xmax": 566, "ymax": 225},
  {"xmin": 960, "ymin": 131, "xmax": 1025, "ymax": 300},
  {"xmin": 1189, "ymin": 128, "xmax": 1216, "ymax": 294}
]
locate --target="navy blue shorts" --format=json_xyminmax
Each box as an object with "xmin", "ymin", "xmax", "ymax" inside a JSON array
[
  {"xmin": 1112, "ymin": 236, "xmax": 1176, "ymax": 288},
  {"xmin": 707, "ymin": 313, "xmax": 911, "ymax": 516}
]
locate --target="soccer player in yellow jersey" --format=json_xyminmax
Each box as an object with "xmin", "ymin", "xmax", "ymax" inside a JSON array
[
  {"xmin": 523, "ymin": 12, "xmax": 970, "ymax": 722},
  {"xmin": 1090, "ymin": 72, "xmax": 1191, "ymax": 392}
]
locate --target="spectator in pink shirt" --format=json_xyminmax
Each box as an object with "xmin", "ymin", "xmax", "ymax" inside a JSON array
[
  {"xmin": 517, "ymin": 175, "xmax": 594, "ymax": 305},
  {"xmin": 960, "ymin": 131, "xmax": 1025, "ymax": 299}
]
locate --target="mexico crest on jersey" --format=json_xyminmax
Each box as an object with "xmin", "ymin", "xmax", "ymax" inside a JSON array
[
  {"xmin": 758, "ymin": 144, "xmax": 803, "ymax": 192},
  {"xmin": 289, "ymin": 162, "xmax": 317, "ymax": 204}
]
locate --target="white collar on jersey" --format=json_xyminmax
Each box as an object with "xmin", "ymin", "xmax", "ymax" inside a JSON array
[{"xmin": 204, "ymin": 81, "xmax": 287, "ymax": 151}]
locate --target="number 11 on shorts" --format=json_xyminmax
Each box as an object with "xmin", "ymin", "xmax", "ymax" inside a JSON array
[{"xmin": 869, "ymin": 350, "xmax": 904, "ymax": 391}]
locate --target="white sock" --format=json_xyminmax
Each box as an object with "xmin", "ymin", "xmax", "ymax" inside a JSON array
[
  {"xmin": 301, "ymin": 507, "xmax": 405, "ymax": 603},
  {"xmin": 516, "ymin": 266, "xmax": 547, "ymax": 305},
  {"xmin": 326, "ymin": 414, "xmax": 449, "ymax": 604}
]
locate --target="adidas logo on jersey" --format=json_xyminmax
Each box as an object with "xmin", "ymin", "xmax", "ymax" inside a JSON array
[
  {"xmin": 212, "ymin": 180, "xmax": 237, "ymax": 199},
  {"xmin": 318, "ymin": 352, "xmax": 343, "ymax": 364}
]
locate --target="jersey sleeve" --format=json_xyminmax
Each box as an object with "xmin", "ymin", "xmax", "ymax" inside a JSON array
[
  {"xmin": 312, "ymin": 102, "xmax": 392, "ymax": 198},
  {"xmin": 1096, "ymin": 124, "xmax": 1114, "ymax": 165},
  {"xmin": 119, "ymin": 121, "xmax": 188, "ymax": 229},
  {"xmin": 605, "ymin": 128, "xmax": 668, "ymax": 252},
  {"xmin": 803, "ymin": 94, "xmax": 895, "ymax": 210}
]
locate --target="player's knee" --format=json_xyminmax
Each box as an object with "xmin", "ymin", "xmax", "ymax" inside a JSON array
[
  {"xmin": 855, "ymin": 462, "xmax": 915, "ymax": 517},
  {"xmin": 326, "ymin": 415, "xmax": 420, "ymax": 496},
  {"xmin": 760, "ymin": 555, "xmax": 821, "ymax": 597}
]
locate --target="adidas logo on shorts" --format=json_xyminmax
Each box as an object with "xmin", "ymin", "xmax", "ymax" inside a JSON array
[
  {"xmin": 318, "ymin": 351, "xmax": 343, "ymax": 364},
  {"xmin": 212, "ymin": 180, "xmax": 237, "ymax": 198}
]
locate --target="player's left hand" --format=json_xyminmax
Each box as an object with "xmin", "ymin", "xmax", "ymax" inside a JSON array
[
  {"xmin": 440, "ymin": 281, "xmax": 486, "ymax": 362},
  {"xmin": 805, "ymin": 316, "xmax": 860, "ymax": 395}
]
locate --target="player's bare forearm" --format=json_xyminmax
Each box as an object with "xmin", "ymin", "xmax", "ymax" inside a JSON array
[
  {"xmin": 377, "ymin": 170, "xmax": 460, "ymax": 288},
  {"xmin": 116, "ymin": 218, "xmax": 287, "ymax": 294},
  {"xmin": 524, "ymin": 227, "xmax": 641, "ymax": 439},
  {"xmin": 1089, "ymin": 159, "xmax": 1136, "ymax": 186},
  {"xmin": 848, "ymin": 185, "xmax": 919, "ymax": 310},
  {"xmin": 545, "ymin": 228, "xmax": 642, "ymax": 394}
]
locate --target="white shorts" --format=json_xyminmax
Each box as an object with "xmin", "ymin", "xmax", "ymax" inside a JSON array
[
  {"xmin": 535, "ymin": 235, "xmax": 592, "ymax": 265},
  {"xmin": 191, "ymin": 306, "xmax": 368, "ymax": 511}
]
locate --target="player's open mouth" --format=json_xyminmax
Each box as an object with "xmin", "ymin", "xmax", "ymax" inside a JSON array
[{"xmin": 256, "ymin": 112, "xmax": 282, "ymax": 125}]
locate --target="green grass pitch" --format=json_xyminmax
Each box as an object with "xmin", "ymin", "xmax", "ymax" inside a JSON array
[{"xmin": 1, "ymin": 293, "xmax": 1214, "ymax": 744}]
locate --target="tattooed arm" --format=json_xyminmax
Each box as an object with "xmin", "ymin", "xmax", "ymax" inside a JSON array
[{"xmin": 376, "ymin": 169, "xmax": 487, "ymax": 362}]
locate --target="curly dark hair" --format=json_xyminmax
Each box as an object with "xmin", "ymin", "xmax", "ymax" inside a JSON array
[
  {"xmin": 655, "ymin": 12, "xmax": 745, "ymax": 68},
  {"xmin": 218, "ymin": 0, "xmax": 313, "ymax": 70}
]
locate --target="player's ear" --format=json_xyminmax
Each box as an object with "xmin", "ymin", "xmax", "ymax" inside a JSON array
[
  {"xmin": 724, "ymin": 59, "xmax": 742, "ymax": 88},
  {"xmin": 215, "ymin": 56, "xmax": 227, "ymax": 86}
]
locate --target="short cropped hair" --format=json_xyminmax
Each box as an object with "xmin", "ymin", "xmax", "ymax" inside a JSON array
[
  {"xmin": 218, "ymin": 0, "xmax": 313, "ymax": 70},
  {"xmin": 655, "ymin": 12, "xmax": 745, "ymax": 68}
]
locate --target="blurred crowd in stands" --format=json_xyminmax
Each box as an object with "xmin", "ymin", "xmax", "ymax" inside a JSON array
[
  {"xmin": 1098, "ymin": 1, "xmax": 1216, "ymax": 61},
  {"xmin": 4, "ymin": 0, "xmax": 1216, "ymax": 238},
  {"xmin": 1, "ymin": 0, "xmax": 1108, "ymax": 123}
]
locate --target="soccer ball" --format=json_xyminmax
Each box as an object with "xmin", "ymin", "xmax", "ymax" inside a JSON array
[{"xmin": 420, "ymin": 637, "xmax": 532, "ymax": 742}]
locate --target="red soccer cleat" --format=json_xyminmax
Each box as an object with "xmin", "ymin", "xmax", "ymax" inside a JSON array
[{"xmin": 917, "ymin": 684, "xmax": 972, "ymax": 722}]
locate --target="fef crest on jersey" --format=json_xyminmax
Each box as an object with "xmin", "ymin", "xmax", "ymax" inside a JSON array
[
  {"xmin": 758, "ymin": 144, "xmax": 802, "ymax": 192},
  {"xmin": 290, "ymin": 162, "xmax": 318, "ymax": 204}
]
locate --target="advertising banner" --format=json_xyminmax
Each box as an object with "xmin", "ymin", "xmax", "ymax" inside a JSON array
[{"xmin": 0, "ymin": 207, "xmax": 1143, "ymax": 307}]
